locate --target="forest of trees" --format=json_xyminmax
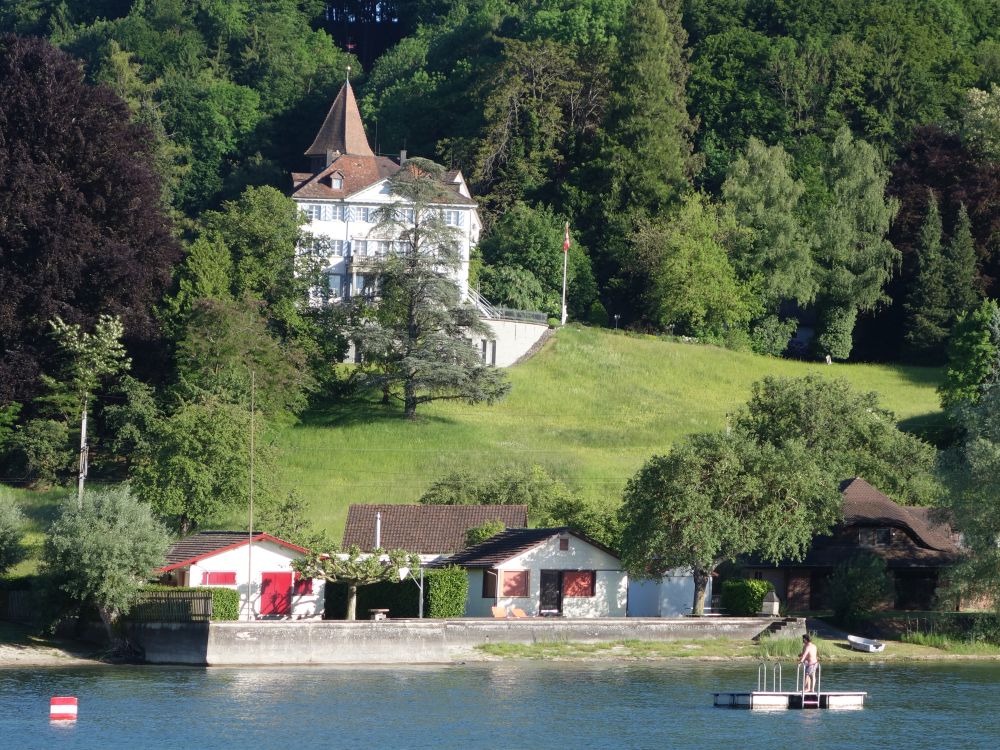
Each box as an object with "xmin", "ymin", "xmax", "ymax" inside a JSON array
[{"xmin": 3, "ymin": 0, "xmax": 1000, "ymax": 497}]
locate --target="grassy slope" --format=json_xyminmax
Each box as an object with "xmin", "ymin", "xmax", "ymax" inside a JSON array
[{"xmin": 274, "ymin": 325, "xmax": 943, "ymax": 540}]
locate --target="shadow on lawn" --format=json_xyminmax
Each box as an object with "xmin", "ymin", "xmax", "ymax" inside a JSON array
[
  {"xmin": 299, "ymin": 394, "xmax": 455, "ymax": 429},
  {"xmin": 897, "ymin": 411, "xmax": 956, "ymax": 448}
]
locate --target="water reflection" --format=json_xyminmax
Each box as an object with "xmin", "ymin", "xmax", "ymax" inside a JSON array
[{"xmin": 0, "ymin": 662, "xmax": 998, "ymax": 750}]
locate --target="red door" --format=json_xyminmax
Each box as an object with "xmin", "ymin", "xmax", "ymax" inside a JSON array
[{"xmin": 260, "ymin": 571, "xmax": 293, "ymax": 616}]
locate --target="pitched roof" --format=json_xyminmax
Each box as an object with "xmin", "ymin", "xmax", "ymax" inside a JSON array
[
  {"xmin": 341, "ymin": 504, "xmax": 529, "ymax": 554},
  {"xmin": 291, "ymin": 154, "xmax": 401, "ymax": 200},
  {"xmin": 305, "ymin": 80, "xmax": 374, "ymax": 158},
  {"xmin": 159, "ymin": 531, "xmax": 310, "ymax": 572},
  {"xmin": 840, "ymin": 477, "xmax": 957, "ymax": 552},
  {"xmin": 439, "ymin": 527, "xmax": 620, "ymax": 568}
]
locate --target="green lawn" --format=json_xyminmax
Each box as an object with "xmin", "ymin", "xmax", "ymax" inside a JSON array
[{"xmin": 274, "ymin": 325, "xmax": 944, "ymax": 540}]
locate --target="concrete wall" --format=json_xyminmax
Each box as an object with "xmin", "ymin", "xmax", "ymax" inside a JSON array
[
  {"xmin": 464, "ymin": 534, "xmax": 627, "ymax": 617},
  {"xmin": 480, "ymin": 318, "xmax": 550, "ymax": 368},
  {"xmin": 129, "ymin": 617, "xmax": 805, "ymax": 666},
  {"xmin": 175, "ymin": 540, "xmax": 324, "ymax": 619}
]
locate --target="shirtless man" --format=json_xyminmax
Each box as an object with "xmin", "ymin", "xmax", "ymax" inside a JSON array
[{"xmin": 799, "ymin": 634, "xmax": 819, "ymax": 692}]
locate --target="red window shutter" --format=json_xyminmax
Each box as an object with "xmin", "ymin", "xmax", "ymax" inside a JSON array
[
  {"xmin": 562, "ymin": 571, "xmax": 595, "ymax": 597},
  {"xmin": 203, "ymin": 571, "xmax": 237, "ymax": 586},
  {"xmin": 293, "ymin": 573, "xmax": 313, "ymax": 595},
  {"xmin": 502, "ymin": 570, "xmax": 529, "ymax": 598}
]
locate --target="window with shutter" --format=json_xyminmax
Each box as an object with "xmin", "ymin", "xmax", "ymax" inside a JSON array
[
  {"xmin": 502, "ymin": 570, "xmax": 529, "ymax": 597},
  {"xmin": 202, "ymin": 571, "xmax": 237, "ymax": 586},
  {"xmin": 293, "ymin": 573, "xmax": 313, "ymax": 596},
  {"xmin": 562, "ymin": 571, "xmax": 595, "ymax": 597}
]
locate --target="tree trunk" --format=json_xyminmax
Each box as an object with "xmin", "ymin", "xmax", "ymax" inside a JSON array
[
  {"xmin": 403, "ymin": 380, "xmax": 417, "ymax": 419},
  {"xmin": 346, "ymin": 584, "xmax": 358, "ymax": 620},
  {"xmin": 691, "ymin": 567, "xmax": 711, "ymax": 616}
]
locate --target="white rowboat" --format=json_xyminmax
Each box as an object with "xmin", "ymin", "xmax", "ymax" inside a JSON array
[{"xmin": 847, "ymin": 635, "xmax": 886, "ymax": 653}]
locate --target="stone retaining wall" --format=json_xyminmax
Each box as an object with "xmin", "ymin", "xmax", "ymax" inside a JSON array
[{"xmin": 129, "ymin": 617, "xmax": 805, "ymax": 666}]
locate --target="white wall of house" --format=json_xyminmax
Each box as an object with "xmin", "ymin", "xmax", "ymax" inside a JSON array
[
  {"xmin": 463, "ymin": 534, "xmax": 627, "ymax": 617},
  {"xmin": 176, "ymin": 539, "xmax": 324, "ymax": 620},
  {"xmin": 627, "ymin": 572, "xmax": 710, "ymax": 617},
  {"xmin": 296, "ymin": 180, "xmax": 479, "ymax": 303}
]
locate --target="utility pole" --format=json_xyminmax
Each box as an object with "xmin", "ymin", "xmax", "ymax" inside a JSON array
[
  {"xmin": 76, "ymin": 397, "xmax": 88, "ymax": 508},
  {"xmin": 561, "ymin": 222, "xmax": 570, "ymax": 326},
  {"xmin": 246, "ymin": 370, "xmax": 255, "ymax": 621}
]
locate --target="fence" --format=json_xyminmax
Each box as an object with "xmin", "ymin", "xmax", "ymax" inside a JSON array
[
  {"xmin": 128, "ymin": 590, "xmax": 214, "ymax": 623},
  {"xmin": 0, "ymin": 590, "xmax": 35, "ymax": 625}
]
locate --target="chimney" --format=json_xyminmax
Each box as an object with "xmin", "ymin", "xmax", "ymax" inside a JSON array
[
  {"xmin": 326, "ymin": 149, "xmax": 338, "ymax": 168},
  {"xmin": 375, "ymin": 511, "xmax": 381, "ymax": 549},
  {"xmin": 399, "ymin": 149, "xmax": 407, "ymax": 165}
]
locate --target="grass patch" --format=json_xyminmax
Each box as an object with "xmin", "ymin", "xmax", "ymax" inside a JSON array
[
  {"xmin": 476, "ymin": 633, "xmax": 1000, "ymax": 661},
  {"xmin": 272, "ymin": 325, "xmax": 944, "ymax": 539},
  {"xmin": 901, "ymin": 632, "xmax": 1000, "ymax": 655}
]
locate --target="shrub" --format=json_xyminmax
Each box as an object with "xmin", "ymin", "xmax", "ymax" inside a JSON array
[
  {"xmin": 827, "ymin": 552, "xmax": 893, "ymax": 625},
  {"xmin": 465, "ymin": 520, "xmax": 505, "ymax": 547},
  {"xmin": 425, "ymin": 566, "xmax": 468, "ymax": 618},
  {"xmin": 0, "ymin": 490, "xmax": 26, "ymax": 575},
  {"xmin": 209, "ymin": 588, "xmax": 240, "ymax": 620},
  {"xmin": 721, "ymin": 578, "xmax": 774, "ymax": 616},
  {"xmin": 750, "ymin": 315, "xmax": 796, "ymax": 356}
]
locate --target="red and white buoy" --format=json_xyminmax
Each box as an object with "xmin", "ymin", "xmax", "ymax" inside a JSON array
[{"xmin": 50, "ymin": 696, "xmax": 78, "ymax": 721}]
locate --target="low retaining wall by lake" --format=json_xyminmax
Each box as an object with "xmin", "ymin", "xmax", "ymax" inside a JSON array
[{"xmin": 129, "ymin": 617, "xmax": 805, "ymax": 666}]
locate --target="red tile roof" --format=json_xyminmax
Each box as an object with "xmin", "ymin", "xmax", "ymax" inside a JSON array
[{"xmin": 341, "ymin": 504, "xmax": 528, "ymax": 554}]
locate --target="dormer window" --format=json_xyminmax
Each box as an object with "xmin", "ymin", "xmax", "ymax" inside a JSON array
[{"xmin": 328, "ymin": 172, "xmax": 344, "ymax": 190}]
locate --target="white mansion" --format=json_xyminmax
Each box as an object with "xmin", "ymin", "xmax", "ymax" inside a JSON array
[{"xmin": 290, "ymin": 79, "xmax": 548, "ymax": 366}]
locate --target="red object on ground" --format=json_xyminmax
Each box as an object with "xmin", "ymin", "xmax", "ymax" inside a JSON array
[{"xmin": 50, "ymin": 696, "xmax": 78, "ymax": 721}]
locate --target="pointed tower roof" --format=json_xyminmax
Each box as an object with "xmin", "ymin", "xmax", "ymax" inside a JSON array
[{"xmin": 305, "ymin": 79, "xmax": 374, "ymax": 158}]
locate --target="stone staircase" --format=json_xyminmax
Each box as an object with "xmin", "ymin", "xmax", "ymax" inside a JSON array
[{"xmin": 753, "ymin": 616, "xmax": 803, "ymax": 642}]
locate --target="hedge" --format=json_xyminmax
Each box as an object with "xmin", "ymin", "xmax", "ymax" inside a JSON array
[
  {"xmin": 720, "ymin": 579, "xmax": 774, "ymax": 616},
  {"xmin": 425, "ymin": 566, "xmax": 468, "ymax": 618},
  {"xmin": 324, "ymin": 567, "xmax": 469, "ymax": 619}
]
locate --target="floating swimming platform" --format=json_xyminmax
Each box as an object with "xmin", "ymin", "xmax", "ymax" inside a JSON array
[{"xmin": 713, "ymin": 662, "xmax": 867, "ymax": 710}]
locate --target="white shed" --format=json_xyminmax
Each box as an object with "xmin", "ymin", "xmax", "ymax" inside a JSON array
[
  {"xmin": 158, "ymin": 531, "xmax": 324, "ymax": 620},
  {"xmin": 440, "ymin": 527, "xmax": 628, "ymax": 617},
  {"xmin": 626, "ymin": 573, "xmax": 712, "ymax": 617}
]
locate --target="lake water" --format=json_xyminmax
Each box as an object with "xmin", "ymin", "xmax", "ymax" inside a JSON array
[{"xmin": 1, "ymin": 661, "xmax": 997, "ymax": 749}]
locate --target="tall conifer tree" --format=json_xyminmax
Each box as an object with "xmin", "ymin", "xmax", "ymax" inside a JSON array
[
  {"xmin": 944, "ymin": 204, "xmax": 981, "ymax": 320},
  {"xmin": 904, "ymin": 190, "xmax": 950, "ymax": 362},
  {"xmin": 593, "ymin": 0, "xmax": 696, "ymax": 320}
]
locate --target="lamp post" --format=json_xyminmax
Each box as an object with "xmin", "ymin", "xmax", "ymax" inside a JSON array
[
  {"xmin": 399, "ymin": 565, "xmax": 424, "ymax": 618},
  {"xmin": 614, "ymin": 314, "xmax": 620, "ymax": 331}
]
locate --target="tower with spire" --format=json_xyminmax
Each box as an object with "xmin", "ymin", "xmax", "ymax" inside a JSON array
[
  {"xmin": 290, "ymin": 77, "xmax": 479, "ymax": 305},
  {"xmin": 289, "ymin": 77, "xmax": 551, "ymax": 367}
]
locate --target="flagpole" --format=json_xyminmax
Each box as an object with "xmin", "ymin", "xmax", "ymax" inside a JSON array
[{"xmin": 561, "ymin": 222, "xmax": 569, "ymax": 326}]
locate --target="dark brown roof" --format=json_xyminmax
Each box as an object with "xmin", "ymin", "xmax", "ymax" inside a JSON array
[
  {"xmin": 290, "ymin": 157, "xmax": 477, "ymax": 206},
  {"xmin": 160, "ymin": 531, "xmax": 309, "ymax": 572},
  {"xmin": 840, "ymin": 477, "xmax": 957, "ymax": 552},
  {"xmin": 305, "ymin": 80, "xmax": 374, "ymax": 158},
  {"xmin": 341, "ymin": 504, "xmax": 529, "ymax": 554},
  {"xmin": 439, "ymin": 527, "xmax": 620, "ymax": 568}
]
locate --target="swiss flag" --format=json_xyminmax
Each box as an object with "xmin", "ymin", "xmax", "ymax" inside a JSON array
[{"xmin": 563, "ymin": 222, "xmax": 571, "ymax": 252}]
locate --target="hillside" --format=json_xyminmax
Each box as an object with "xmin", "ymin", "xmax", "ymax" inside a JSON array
[{"xmin": 275, "ymin": 325, "xmax": 944, "ymax": 539}]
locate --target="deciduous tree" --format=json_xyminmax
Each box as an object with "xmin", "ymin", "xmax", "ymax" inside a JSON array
[
  {"xmin": 619, "ymin": 431, "xmax": 839, "ymax": 615},
  {"xmin": 42, "ymin": 486, "xmax": 169, "ymax": 645},
  {"xmin": 0, "ymin": 35, "xmax": 180, "ymax": 403}
]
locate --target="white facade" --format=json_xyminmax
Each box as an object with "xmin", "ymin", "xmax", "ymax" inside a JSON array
[
  {"xmin": 296, "ymin": 178, "xmax": 480, "ymax": 303},
  {"xmin": 462, "ymin": 534, "xmax": 628, "ymax": 618},
  {"xmin": 627, "ymin": 572, "xmax": 712, "ymax": 617},
  {"xmin": 171, "ymin": 538, "xmax": 324, "ymax": 620}
]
